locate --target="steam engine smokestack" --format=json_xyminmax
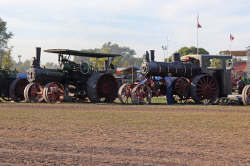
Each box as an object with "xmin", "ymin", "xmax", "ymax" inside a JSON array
[
  {"xmin": 173, "ymin": 52, "xmax": 180, "ymax": 62},
  {"xmin": 150, "ymin": 50, "xmax": 155, "ymax": 62},
  {"xmin": 144, "ymin": 51, "xmax": 150, "ymax": 62},
  {"xmin": 36, "ymin": 47, "xmax": 41, "ymax": 67}
]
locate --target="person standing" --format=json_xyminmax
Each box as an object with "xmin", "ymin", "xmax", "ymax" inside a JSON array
[{"xmin": 165, "ymin": 73, "xmax": 174, "ymax": 104}]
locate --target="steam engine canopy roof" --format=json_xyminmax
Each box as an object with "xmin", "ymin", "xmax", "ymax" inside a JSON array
[{"xmin": 44, "ymin": 49, "xmax": 121, "ymax": 58}]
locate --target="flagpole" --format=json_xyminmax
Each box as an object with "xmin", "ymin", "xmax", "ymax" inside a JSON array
[
  {"xmin": 229, "ymin": 40, "xmax": 232, "ymax": 56},
  {"xmin": 197, "ymin": 22, "xmax": 198, "ymax": 55},
  {"xmin": 196, "ymin": 14, "xmax": 199, "ymax": 55},
  {"xmin": 229, "ymin": 33, "xmax": 233, "ymax": 56}
]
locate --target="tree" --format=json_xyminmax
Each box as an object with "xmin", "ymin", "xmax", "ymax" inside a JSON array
[
  {"xmin": 0, "ymin": 17, "xmax": 13, "ymax": 68},
  {"xmin": 13, "ymin": 60, "xmax": 31, "ymax": 73},
  {"xmin": 74, "ymin": 42, "xmax": 138, "ymax": 69},
  {"xmin": 1, "ymin": 50, "xmax": 14, "ymax": 69},
  {"xmin": 0, "ymin": 17, "xmax": 13, "ymax": 49},
  {"xmin": 165, "ymin": 46, "xmax": 209, "ymax": 62},
  {"xmin": 178, "ymin": 46, "xmax": 209, "ymax": 56}
]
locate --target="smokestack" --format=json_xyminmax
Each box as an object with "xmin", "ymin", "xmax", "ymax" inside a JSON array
[
  {"xmin": 144, "ymin": 51, "xmax": 150, "ymax": 62},
  {"xmin": 36, "ymin": 47, "xmax": 41, "ymax": 67},
  {"xmin": 150, "ymin": 50, "xmax": 155, "ymax": 62},
  {"xmin": 173, "ymin": 52, "xmax": 180, "ymax": 62}
]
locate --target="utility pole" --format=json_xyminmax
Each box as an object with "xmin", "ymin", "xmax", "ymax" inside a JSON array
[{"xmin": 162, "ymin": 37, "xmax": 169, "ymax": 62}]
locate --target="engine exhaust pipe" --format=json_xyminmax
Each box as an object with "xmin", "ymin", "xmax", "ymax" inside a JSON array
[
  {"xmin": 173, "ymin": 52, "xmax": 180, "ymax": 62},
  {"xmin": 36, "ymin": 47, "xmax": 41, "ymax": 67},
  {"xmin": 150, "ymin": 50, "xmax": 155, "ymax": 62}
]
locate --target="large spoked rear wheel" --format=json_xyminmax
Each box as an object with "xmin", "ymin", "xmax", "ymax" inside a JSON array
[
  {"xmin": 191, "ymin": 75, "xmax": 219, "ymax": 104},
  {"xmin": 43, "ymin": 82, "xmax": 64, "ymax": 103},
  {"xmin": 172, "ymin": 77, "xmax": 191, "ymax": 103},
  {"xmin": 242, "ymin": 85, "xmax": 250, "ymax": 106},
  {"xmin": 131, "ymin": 84, "xmax": 152, "ymax": 104},
  {"xmin": 118, "ymin": 83, "xmax": 135, "ymax": 104},
  {"xmin": 24, "ymin": 82, "xmax": 44, "ymax": 103}
]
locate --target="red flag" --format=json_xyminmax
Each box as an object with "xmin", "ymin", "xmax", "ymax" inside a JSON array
[
  {"xmin": 197, "ymin": 21, "xmax": 202, "ymax": 28},
  {"xmin": 230, "ymin": 33, "xmax": 234, "ymax": 41},
  {"xmin": 197, "ymin": 16, "xmax": 202, "ymax": 28}
]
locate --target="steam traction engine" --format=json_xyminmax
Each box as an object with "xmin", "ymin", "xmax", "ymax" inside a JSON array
[
  {"xmin": 0, "ymin": 68, "xmax": 28, "ymax": 102},
  {"xmin": 24, "ymin": 47, "xmax": 120, "ymax": 103},
  {"xmin": 119, "ymin": 50, "xmax": 233, "ymax": 104}
]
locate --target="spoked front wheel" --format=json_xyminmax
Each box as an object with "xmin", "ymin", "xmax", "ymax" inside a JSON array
[
  {"xmin": 43, "ymin": 82, "xmax": 64, "ymax": 103},
  {"xmin": 131, "ymin": 84, "xmax": 152, "ymax": 104},
  {"xmin": 242, "ymin": 85, "xmax": 250, "ymax": 106},
  {"xmin": 24, "ymin": 82, "xmax": 44, "ymax": 103}
]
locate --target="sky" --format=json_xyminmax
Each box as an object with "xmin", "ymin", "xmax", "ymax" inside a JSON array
[{"xmin": 0, "ymin": 0, "xmax": 250, "ymax": 64}]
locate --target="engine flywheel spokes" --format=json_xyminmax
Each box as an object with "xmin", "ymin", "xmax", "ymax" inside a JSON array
[
  {"xmin": 172, "ymin": 77, "xmax": 191, "ymax": 102},
  {"xmin": 242, "ymin": 85, "xmax": 250, "ymax": 106},
  {"xmin": 131, "ymin": 84, "xmax": 152, "ymax": 104},
  {"xmin": 191, "ymin": 75, "xmax": 219, "ymax": 104},
  {"xmin": 118, "ymin": 83, "xmax": 136, "ymax": 104},
  {"xmin": 43, "ymin": 82, "xmax": 64, "ymax": 103},
  {"xmin": 24, "ymin": 82, "xmax": 44, "ymax": 103}
]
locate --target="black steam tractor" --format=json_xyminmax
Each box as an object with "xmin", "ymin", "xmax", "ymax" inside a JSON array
[
  {"xmin": 24, "ymin": 47, "xmax": 120, "ymax": 103},
  {"xmin": 0, "ymin": 68, "xmax": 29, "ymax": 102},
  {"xmin": 118, "ymin": 50, "xmax": 233, "ymax": 104}
]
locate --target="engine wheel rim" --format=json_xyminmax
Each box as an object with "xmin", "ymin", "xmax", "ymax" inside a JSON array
[
  {"xmin": 43, "ymin": 82, "xmax": 64, "ymax": 103},
  {"xmin": 173, "ymin": 77, "xmax": 191, "ymax": 101},
  {"xmin": 131, "ymin": 84, "xmax": 152, "ymax": 104},
  {"xmin": 118, "ymin": 83, "xmax": 136, "ymax": 104},
  {"xmin": 191, "ymin": 75, "xmax": 219, "ymax": 104},
  {"xmin": 242, "ymin": 85, "xmax": 250, "ymax": 105},
  {"xmin": 96, "ymin": 74, "xmax": 118, "ymax": 103},
  {"xmin": 9, "ymin": 78, "xmax": 29, "ymax": 101},
  {"xmin": 24, "ymin": 82, "xmax": 44, "ymax": 103}
]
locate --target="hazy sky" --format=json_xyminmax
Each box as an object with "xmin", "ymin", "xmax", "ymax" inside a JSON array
[{"xmin": 1, "ymin": 0, "xmax": 250, "ymax": 64}]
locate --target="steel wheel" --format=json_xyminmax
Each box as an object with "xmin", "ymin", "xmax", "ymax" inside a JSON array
[
  {"xmin": 131, "ymin": 84, "xmax": 152, "ymax": 104},
  {"xmin": 191, "ymin": 75, "xmax": 219, "ymax": 104},
  {"xmin": 242, "ymin": 85, "xmax": 250, "ymax": 105},
  {"xmin": 172, "ymin": 77, "xmax": 191, "ymax": 102},
  {"xmin": 43, "ymin": 82, "xmax": 64, "ymax": 103},
  {"xmin": 96, "ymin": 74, "xmax": 118, "ymax": 103},
  {"xmin": 9, "ymin": 78, "xmax": 29, "ymax": 101},
  {"xmin": 118, "ymin": 83, "xmax": 136, "ymax": 104},
  {"xmin": 24, "ymin": 82, "xmax": 44, "ymax": 103}
]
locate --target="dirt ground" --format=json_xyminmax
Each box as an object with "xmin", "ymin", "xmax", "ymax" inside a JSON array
[{"xmin": 0, "ymin": 103, "xmax": 249, "ymax": 166}]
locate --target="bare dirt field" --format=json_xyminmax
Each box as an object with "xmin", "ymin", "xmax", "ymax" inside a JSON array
[{"xmin": 0, "ymin": 103, "xmax": 249, "ymax": 166}]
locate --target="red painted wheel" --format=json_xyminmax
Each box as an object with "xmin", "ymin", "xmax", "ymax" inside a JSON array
[
  {"xmin": 242, "ymin": 85, "xmax": 250, "ymax": 105},
  {"xmin": 131, "ymin": 84, "xmax": 152, "ymax": 104},
  {"xmin": 191, "ymin": 75, "xmax": 219, "ymax": 104},
  {"xmin": 172, "ymin": 77, "xmax": 191, "ymax": 101},
  {"xmin": 118, "ymin": 83, "xmax": 136, "ymax": 104},
  {"xmin": 43, "ymin": 82, "xmax": 64, "ymax": 103},
  {"xmin": 24, "ymin": 82, "xmax": 44, "ymax": 103}
]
